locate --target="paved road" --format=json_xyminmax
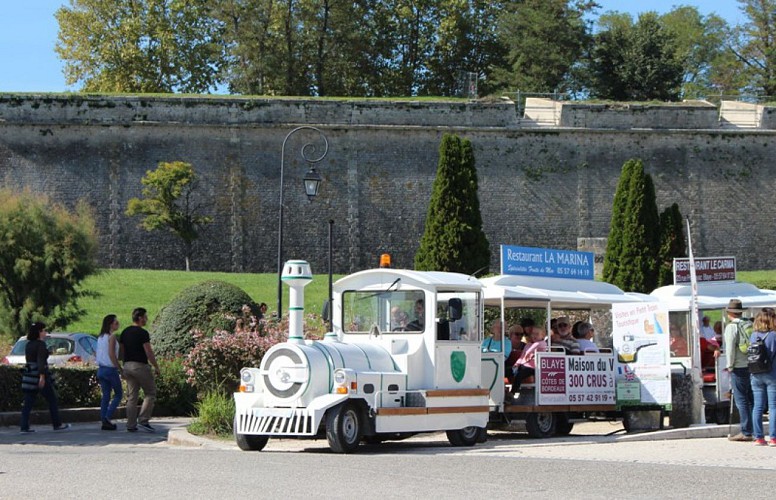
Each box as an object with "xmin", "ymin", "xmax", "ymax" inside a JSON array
[{"xmin": 1, "ymin": 420, "xmax": 775, "ymax": 499}]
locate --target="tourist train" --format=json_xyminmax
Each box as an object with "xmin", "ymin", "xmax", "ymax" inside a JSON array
[{"xmin": 233, "ymin": 248, "xmax": 774, "ymax": 453}]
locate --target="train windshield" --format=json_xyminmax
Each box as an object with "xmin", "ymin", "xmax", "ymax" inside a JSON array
[{"xmin": 343, "ymin": 290, "xmax": 425, "ymax": 334}]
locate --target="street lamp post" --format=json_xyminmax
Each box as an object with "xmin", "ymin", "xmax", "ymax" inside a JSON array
[{"xmin": 276, "ymin": 126, "xmax": 329, "ymax": 317}]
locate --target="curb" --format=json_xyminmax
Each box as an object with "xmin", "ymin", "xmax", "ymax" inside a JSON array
[
  {"xmin": 615, "ymin": 423, "xmax": 738, "ymax": 442},
  {"xmin": 167, "ymin": 427, "xmax": 235, "ymax": 450}
]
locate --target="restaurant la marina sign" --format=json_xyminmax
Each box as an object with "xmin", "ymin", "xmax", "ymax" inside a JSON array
[
  {"xmin": 673, "ymin": 256, "xmax": 736, "ymax": 284},
  {"xmin": 500, "ymin": 245, "xmax": 594, "ymax": 280}
]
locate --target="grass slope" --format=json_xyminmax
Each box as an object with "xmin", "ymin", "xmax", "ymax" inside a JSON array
[{"xmin": 68, "ymin": 269, "xmax": 342, "ymax": 334}]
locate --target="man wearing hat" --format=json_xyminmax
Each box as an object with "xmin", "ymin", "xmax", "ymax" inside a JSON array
[{"xmin": 723, "ymin": 299, "xmax": 754, "ymax": 442}]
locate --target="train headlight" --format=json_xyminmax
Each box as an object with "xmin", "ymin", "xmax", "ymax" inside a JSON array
[
  {"xmin": 334, "ymin": 369, "xmax": 356, "ymax": 394},
  {"xmin": 239, "ymin": 368, "xmax": 255, "ymax": 392}
]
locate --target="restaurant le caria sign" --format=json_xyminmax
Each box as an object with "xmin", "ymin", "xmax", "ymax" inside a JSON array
[{"xmin": 673, "ymin": 256, "xmax": 736, "ymax": 284}]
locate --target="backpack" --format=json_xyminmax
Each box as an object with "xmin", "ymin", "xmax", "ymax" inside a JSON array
[
  {"xmin": 737, "ymin": 320, "xmax": 754, "ymax": 354},
  {"xmin": 747, "ymin": 332, "xmax": 772, "ymax": 374}
]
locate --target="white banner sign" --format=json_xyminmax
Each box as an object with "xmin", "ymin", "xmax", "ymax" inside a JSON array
[{"xmin": 612, "ymin": 302, "xmax": 672, "ymax": 407}]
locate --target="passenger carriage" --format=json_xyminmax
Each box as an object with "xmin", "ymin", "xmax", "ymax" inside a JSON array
[
  {"xmin": 480, "ymin": 247, "xmax": 671, "ymax": 437},
  {"xmin": 650, "ymin": 264, "xmax": 776, "ymax": 423}
]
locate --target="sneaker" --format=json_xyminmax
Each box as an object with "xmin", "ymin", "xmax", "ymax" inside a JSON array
[
  {"xmin": 138, "ymin": 423, "xmax": 155, "ymax": 433},
  {"xmin": 728, "ymin": 433, "xmax": 754, "ymax": 442},
  {"xmin": 101, "ymin": 420, "xmax": 117, "ymax": 431},
  {"xmin": 126, "ymin": 427, "xmax": 138, "ymax": 433},
  {"xmin": 754, "ymin": 438, "xmax": 767, "ymax": 446},
  {"xmin": 20, "ymin": 429, "xmax": 35, "ymax": 434},
  {"xmin": 769, "ymin": 438, "xmax": 776, "ymax": 447},
  {"xmin": 53, "ymin": 424, "xmax": 71, "ymax": 431}
]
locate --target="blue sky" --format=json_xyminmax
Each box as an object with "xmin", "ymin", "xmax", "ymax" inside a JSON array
[{"xmin": 0, "ymin": 1, "xmax": 747, "ymax": 93}]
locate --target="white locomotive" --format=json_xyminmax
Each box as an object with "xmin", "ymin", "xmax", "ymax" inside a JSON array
[{"xmin": 233, "ymin": 260, "xmax": 489, "ymax": 453}]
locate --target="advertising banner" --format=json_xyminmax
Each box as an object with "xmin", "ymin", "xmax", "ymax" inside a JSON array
[
  {"xmin": 500, "ymin": 245, "xmax": 594, "ymax": 280},
  {"xmin": 612, "ymin": 302, "xmax": 672, "ymax": 407},
  {"xmin": 536, "ymin": 352, "xmax": 616, "ymax": 405},
  {"xmin": 673, "ymin": 256, "xmax": 736, "ymax": 284}
]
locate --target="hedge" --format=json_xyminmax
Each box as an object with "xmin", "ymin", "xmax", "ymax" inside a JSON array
[
  {"xmin": 0, "ymin": 358, "xmax": 195, "ymax": 415},
  {"xmin": 0, "ymin": 364, "xmax": 100, "ymax": 412}
]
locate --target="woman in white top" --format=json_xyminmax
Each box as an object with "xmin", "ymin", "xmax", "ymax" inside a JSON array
[{"xmin": 96, "ymin": 314, "xmax": 123, "ymax": 430}]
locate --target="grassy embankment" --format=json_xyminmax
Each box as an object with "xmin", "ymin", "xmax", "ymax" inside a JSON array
[{"xmin": 66, "ymin": 268, "xmax": 343, "ymax": 334}]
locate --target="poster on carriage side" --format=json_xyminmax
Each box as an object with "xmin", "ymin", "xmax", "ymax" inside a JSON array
[
  {"xmin": 612, "ymin": 302, "xmax": 672, "ymax": 408},
  {"xmin": 536, "ymin": 352, "xmax": 616, "ymax": 405}
]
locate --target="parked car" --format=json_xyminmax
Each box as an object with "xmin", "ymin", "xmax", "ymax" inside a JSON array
[{"xmin": 2, "ymin": 333, "xmax": 98, "ymax": 366}]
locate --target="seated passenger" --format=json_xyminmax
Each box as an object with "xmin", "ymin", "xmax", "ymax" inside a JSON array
[
  {"xmin": 510, "ymin": 327, "xmax": 547, "ymax": 394},
  {"xmin": 405, "ymin": 299, "xmax": 425, "ymax": 331},
  {"xmin": 700, "ymin": 336, "xmax": 720, "ymax": 369},
  {"xmin": 573, "ymin": 322, "xmax": 599, "ymax": 353},
  {"xmin": 481, "ymin": 319, "xmax": 512, "ymax": 357},
  {"xmin": 551, "ymin": 316, "xmax": 582, "ymax": 354},
  {"xmin": 505, "ymin": 325, "xmax": 526, "ymax": 371},
  {"xmin": 713, "ymin": 320, "xmax": 723, "ymax": 345},
  {"xmin": 669, "ymin": 324, "xmax": 689, "ymax": 357},
  {"xmin": 392, "ymin": 310, "xmax": 410, "ymax": 331}
]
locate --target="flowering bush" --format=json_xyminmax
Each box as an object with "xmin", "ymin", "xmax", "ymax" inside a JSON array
[
  {"xmin": 184, "ymin": 322, "xmax": 284, "ymax": 395},
  {"xmin": 184, "ymin": 311, "xmax": 329, "ymax": 396}
]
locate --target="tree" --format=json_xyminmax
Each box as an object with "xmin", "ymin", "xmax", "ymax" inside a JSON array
[
  {"xmin": 588, "ymin": 12, "xmax": 683, "ymax": 101},
  {"xmin": 729, "ymin": 0, "xmax": 776, "ymax": 95},
  {"xmin": 415, "ymin": 134, "xmax": 490, "ymax": 274},
  {"xmin": 423, "ymin": 0, "xmax": 505, "ymax": 96},
  {"xmin": 602, "ymin": 159, "xmax": 637, "ymax": 285},
  {"xmin": 657, "ymin": 203, "xmax": 686, "ymax": 287},
  {"xmin": 659, "ymin": 6, "xmax": 732, "ymax": 98},
  {"xmin": 0, "ymin": 189, "xmax": 98, "ymax": 341},
  {"xmin": 126, "ymin": 161, "xmax": 212, "ymax": 271},
  {"xmin": 55, "ymin": 0, "xmax": 223, "ymax": 93},
  {"xmin": 490, "ymin": 0, "xmax": 595, "ymax": 94},
  {"xmin": 617, "ymin": 161, "xmax": 660, "ymax": 293}
]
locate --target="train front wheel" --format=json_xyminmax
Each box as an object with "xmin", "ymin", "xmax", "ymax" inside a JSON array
[
  {"xmin": 234, "ymin": 418, "xmax": 269, "ymax": 451},
  {"xmin": 326, "ymin": 402, "xmax": 363, "ymax": 454}
]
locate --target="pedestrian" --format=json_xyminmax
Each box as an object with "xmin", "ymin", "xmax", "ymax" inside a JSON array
[
  {"xmin": 724, "ymin": 299, "xmax": 754, "ymax": 442},
  {"xmin": 749, "ymin": 309, "xmax": 776, "ymax": 446},
  {"xmin": 96, "ymin": 314, "xmax": 123, "ymax": 430},
  {"xmin": 257, "ymin": 303, "xmax": 268, "ymax": 320},
  {"xmin": 19, "ymin": 322, "xmax": 71, "ymax": 433},
  {"xmin": 119, "ymin": 307, "xmax": 160, "ymax": 433}
]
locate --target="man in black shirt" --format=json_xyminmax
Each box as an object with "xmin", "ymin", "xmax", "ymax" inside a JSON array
[{"xmin": 119, "ymin": 307, "xmax": 160, "ymax": 433}]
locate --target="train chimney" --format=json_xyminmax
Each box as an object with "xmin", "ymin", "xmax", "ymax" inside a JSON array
[{"xmin": 282, "ymin": 260, "xmax": 313, "ymax": 344}]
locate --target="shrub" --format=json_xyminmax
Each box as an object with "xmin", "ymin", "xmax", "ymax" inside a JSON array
[
  {"xmin": 154, "ymin": 357, "xmax": 197, "ymax": 416},
  {"xmin": 184, "ymin": 322, "xmax": 286, "ymax": 396},
  {"xmin": 151, "ymin": 280, "xmax": 259, "ymax": 357},
  {"xmin": 188, "ymin": 391, "xmax": 235, "ymax": 437},
  {"xmin": 0, "ymin": 189, "xmax": 98, "ymax": 342},
  {"xmin": 415, "ymin": 133, "xmax": 490, "ymax": 274},
  {"xmin": 657, "ymin": 203, "xmax": 686, "ymax": 287}
]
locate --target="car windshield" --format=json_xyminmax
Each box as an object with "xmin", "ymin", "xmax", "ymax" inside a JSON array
[{"xmin": 10, "ymin": 337, "xmax": 76, "ymax": 356}]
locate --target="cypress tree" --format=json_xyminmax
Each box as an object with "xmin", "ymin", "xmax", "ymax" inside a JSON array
[
  {"xmin": 414, "ymin": 134, "xmax": 490, "ymax": 274},
  {"xmin": 657, "ymin": 203, "xmax": 686, "ymax": 287},
  {"xmin": 618, "ymin": 161, "xmax": 660, "ymax": 293},
  {"xmin": 603, "ymin": 159, "xmax": 637, "ymax": 284}
]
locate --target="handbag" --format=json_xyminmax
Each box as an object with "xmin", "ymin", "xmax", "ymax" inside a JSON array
[{"xmin": 21, "ymin": 362, "xmax": 40, "ymax": 392}]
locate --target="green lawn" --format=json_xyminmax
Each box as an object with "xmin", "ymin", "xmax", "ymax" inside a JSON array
[{"xmin": 68, "ymin": 269, "xmax": 343, "ymax": 334}]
